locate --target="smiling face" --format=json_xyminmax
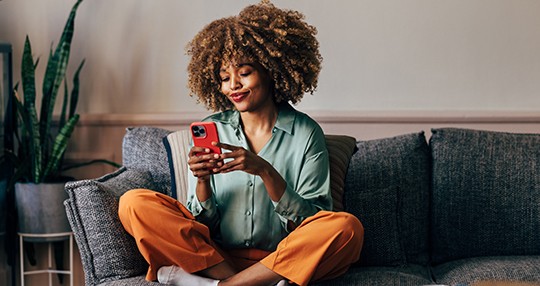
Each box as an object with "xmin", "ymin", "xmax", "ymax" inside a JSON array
[{"xmin": 219, "ymin": 61, "xmax": 274, "ymax": 113}]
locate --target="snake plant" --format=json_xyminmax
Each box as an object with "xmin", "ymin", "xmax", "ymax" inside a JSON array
[{"xmin": 7, "ymin": 0, "xmax": 87, "ymax": 183}]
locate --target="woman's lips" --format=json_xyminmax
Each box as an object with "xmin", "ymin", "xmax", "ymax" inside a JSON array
[{"xmin": 230, "ymin": 92, "xmax": 248, "ymax": 102}]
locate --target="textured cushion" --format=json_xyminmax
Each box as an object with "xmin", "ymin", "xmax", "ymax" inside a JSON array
[
  {"xmin": 97, "ymin": 275, "xmax": 165, "ymax": 286},
  {"xmin": 430, "ymin": 128, "xmax": 540, "ymax": 264},
  {"xmin": 325, "ymin": 135, "xmax": 357, "ymax": 212},
  {"xmin": 345, "ymin": 185, "xmax": 402, "ymax": 266},
  {"xmin": 312, "ymin": 264, "xmax": 433, "ymax": 286},
  {"xmin": 163, "ymin": 130, "xmax": 191, "ymax": 204},
  {"xmin": 122, "ymin": 127, "xmax": 173, "ymax": 196},
  {"xmin": 344, "ymin": 132, "xmax": 430, "ymax": 266},
  {"xmin": 65, "ymin": 167, "xmax": 154, "ymax": 285},
  {"xmin": 432, "ymin": 256, "xmax": 540, "ymax": 285}
]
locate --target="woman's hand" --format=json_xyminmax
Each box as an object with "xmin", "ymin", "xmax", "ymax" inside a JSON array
[
  {"xmin": 188, "ymin": 145, "xmax": 223, "ymax": 181},
  {"xmin": 212, "ymin": 142, "xmax": 270, "ymax": 176},
  {"xmin": 213, "ymin": 142, "xmax": 287, "ymax": 202}
]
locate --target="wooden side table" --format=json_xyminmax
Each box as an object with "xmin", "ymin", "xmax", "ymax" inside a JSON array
[{"xmin": 18, "ymin": 232, "xmax": 73, "ymax": 286}]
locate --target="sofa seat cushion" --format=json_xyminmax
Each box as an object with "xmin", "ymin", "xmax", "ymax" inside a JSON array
[
  {"xmin": 312, "ymin": 264, "xmax": 433, "ymax": 286},
  {"xmin": 430, "ymin": 128, "xmax": 540, "ymax": 264},
  {"xmin": 97, "ymin": 275, "xmax": 165, "ymax": 286},
  {"xmin": 432, "ymin": 255, "xmax": 540, "ymax": 286},
  {"xmin": 344, "ymin": 132, "xmax": 431, "ymax": 267}
]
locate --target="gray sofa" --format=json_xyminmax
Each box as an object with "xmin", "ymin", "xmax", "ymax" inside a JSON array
[{"xmin": 64, "ymin": 126, "xmax": 540, "ymax": 286}]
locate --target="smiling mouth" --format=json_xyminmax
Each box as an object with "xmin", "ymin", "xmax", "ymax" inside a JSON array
[{"xmin": 230, "ymin": 92, "xmax": 248, "ymax": 102}]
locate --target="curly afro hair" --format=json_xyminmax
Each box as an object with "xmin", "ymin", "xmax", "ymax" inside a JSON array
[{"xmin": 186, "ymin": 0, "xmax": 323, "ymax": 112}]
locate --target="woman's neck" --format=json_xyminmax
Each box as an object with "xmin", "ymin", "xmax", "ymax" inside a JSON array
[
  {"xmin": 239, "ymin": 103, "xmax": 279, "ymax": 153},
  {"xmin": 239, "ymin": 102, "xmax": 279, "ymax": 134}
]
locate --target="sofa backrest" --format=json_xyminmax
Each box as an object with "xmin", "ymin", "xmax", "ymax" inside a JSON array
[
  {"xmin": 122, "ymin": 126, "xmax": 173, "ymax": 196},
  {"xmin": 344, "ymin": 132, "xmax": 431, "ymax": 267},
  {"xmin": 430, "ymin": 128, "xmax": 540, "ymax": 265}
]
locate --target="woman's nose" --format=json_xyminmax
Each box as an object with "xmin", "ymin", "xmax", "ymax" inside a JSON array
[{"xmin": 229, "ymin": 75, "xmax": 241, "ymax": 90}]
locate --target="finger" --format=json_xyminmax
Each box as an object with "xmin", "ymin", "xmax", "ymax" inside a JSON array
[
  {"xmin": 188, "ymin": 154, "xmax": 217, "ymax": 166},
  {"xmin": 214, "ymin": 142, "xmax": 241, "ymax": 151},
  {"xmin": 191, "ymin": 161, "xmax": 221, "ymax": 177},
  {"xmin": 215, "ymin": 163, "xmax": 243, "ymax": 174},
  {"xmin": 189, "ymin": 162, "xmax": 209, "ymax": 172},
  {"xmin": 214, "ymin": 158, "xmax": 243, "ymax": 173},
  {"xmin": 190, "ymin": 166, "xmax": 211, "ymax": 177},
  {"xmin": 189, "ymin": 146, "xmax": 212, "ymax": 157}
]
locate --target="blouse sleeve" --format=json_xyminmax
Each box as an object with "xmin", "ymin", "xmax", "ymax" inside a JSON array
[
  {"xmin": 186, "ymin": 164, "xmax": 221, "ymax": 233},
  {"xmin": 273, "ymin": 126, "xmax": 332, "ymax": 228}
]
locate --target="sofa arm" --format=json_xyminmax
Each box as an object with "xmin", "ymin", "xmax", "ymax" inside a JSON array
[{"xmin": 64, "ymin": 167, "xmax": 156, "ymax": 286}]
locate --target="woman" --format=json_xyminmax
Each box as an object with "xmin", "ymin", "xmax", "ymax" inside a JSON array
[{"xmin": 118, "ymin": 1, "xmax": 363, "ymax": 286}]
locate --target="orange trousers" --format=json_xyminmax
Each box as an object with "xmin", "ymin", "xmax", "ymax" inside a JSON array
[{"xmin": 118, "ymin": 189, "xmax": 364, "ymax": 286}]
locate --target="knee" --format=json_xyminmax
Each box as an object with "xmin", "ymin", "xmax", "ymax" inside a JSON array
[
  {"xmin": 333, "ymin": 212, "xmax": 364, "ymax": 247},
  {"xmin": 118, "ymin": 189, "xmax": 156, "ymax": 220}
]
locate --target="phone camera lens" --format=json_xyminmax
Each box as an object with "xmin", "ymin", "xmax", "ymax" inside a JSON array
[{"xmin": 192, "ymin": 125, "xmax": 206, "ymax": 137}]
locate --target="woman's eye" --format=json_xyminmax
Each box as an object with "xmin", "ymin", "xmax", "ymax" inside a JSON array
[{"xmin": 221, "ymin": 77, "xmax": 230, "ymax": 82}]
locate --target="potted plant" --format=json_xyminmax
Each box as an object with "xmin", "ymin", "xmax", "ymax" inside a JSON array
[
  {"xmin": 5, "ymin": 0, "xmax": 85, "ymax": 241},
  {"xmin": 5, "ymin": 0, "xmax": 118, "ymax": 240}
]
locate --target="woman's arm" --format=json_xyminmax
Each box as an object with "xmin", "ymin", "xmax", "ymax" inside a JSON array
[
  {"xmin": 186, "ymin": 145, "xmax": 222, "ymax": 231},
  {"xmin": 213, "ymin": 138, "xmax": 331, "ymax": 231}
]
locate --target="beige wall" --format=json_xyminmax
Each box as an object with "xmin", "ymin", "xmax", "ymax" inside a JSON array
[{"xmin": 1, "ymin": 0, "xmax": 539, "ymax": 115}]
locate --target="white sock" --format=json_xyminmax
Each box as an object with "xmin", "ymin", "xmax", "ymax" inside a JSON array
[
  {"xmin": 275, "ymin": 280, "xmax": 290, "ymax": 286},
  {"xmin": 157, "ymin": 265, "xmax": 219, "ymax": 286}
]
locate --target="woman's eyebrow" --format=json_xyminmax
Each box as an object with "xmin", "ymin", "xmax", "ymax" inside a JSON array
[
  {"xmin": 235, "ymin": 63, "xmax": 253, "ymax": 68},
  {"xmin": 220, "ymin": 63, "xmax": 254, "ymax": 73}
]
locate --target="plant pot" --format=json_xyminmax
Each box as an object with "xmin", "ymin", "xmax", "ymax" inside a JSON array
[{"xmin": 14, "ymin": 182, "xmax": 71, "ymax": 242}]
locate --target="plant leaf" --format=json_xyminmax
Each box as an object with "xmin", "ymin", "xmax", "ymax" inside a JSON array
[
  {"xmin": 40, "ymin": 0, "xmax": 84, "ymax": 161},
  {"xmin": 69, "ymin": 59, "xmax": 85, "ymax": 118},
  {"xmin": 13, "ymin": 93, "xmax": 41, "ymax": 183},
  {"xmin": 20, "ymin": 38, "xmax": 42, "ymax": 183},
  {"xmin": 59, "ymin": 78, "xmax": 69, "ymax": 130},
  {"xmin": 21, "ymin": 36, "xmax": 36, "ymax": 109},
  {"xmin": 43, "ymin": 114, "xmax": 79, "ymax": 179}
]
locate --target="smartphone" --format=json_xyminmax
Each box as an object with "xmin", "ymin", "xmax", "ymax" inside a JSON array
[{"xmin": 190, "ymin": 121, "xmax": 222, "ymax": 155}]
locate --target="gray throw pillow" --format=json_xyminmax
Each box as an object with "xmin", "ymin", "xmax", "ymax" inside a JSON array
[
  {"xmin": 430, "ymin": 128, "xmax": 540, "ymax": 264},
  {"xmin": 65, "ymin": 167, "xmax": 154, "ymax": 284},
  {"xmin": 344, "ymin": 132, "xmax": 430, "ymax": 267}
]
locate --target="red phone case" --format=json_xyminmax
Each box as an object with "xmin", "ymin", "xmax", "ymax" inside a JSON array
[{"xmin": 190, "ymin": 122, "xmax": 221, "ymax": 155}]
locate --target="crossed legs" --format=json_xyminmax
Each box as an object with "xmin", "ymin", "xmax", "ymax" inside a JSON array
[{"xmin": 118, "ymin": 189, "xmax": 363, "ymax": 286}]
